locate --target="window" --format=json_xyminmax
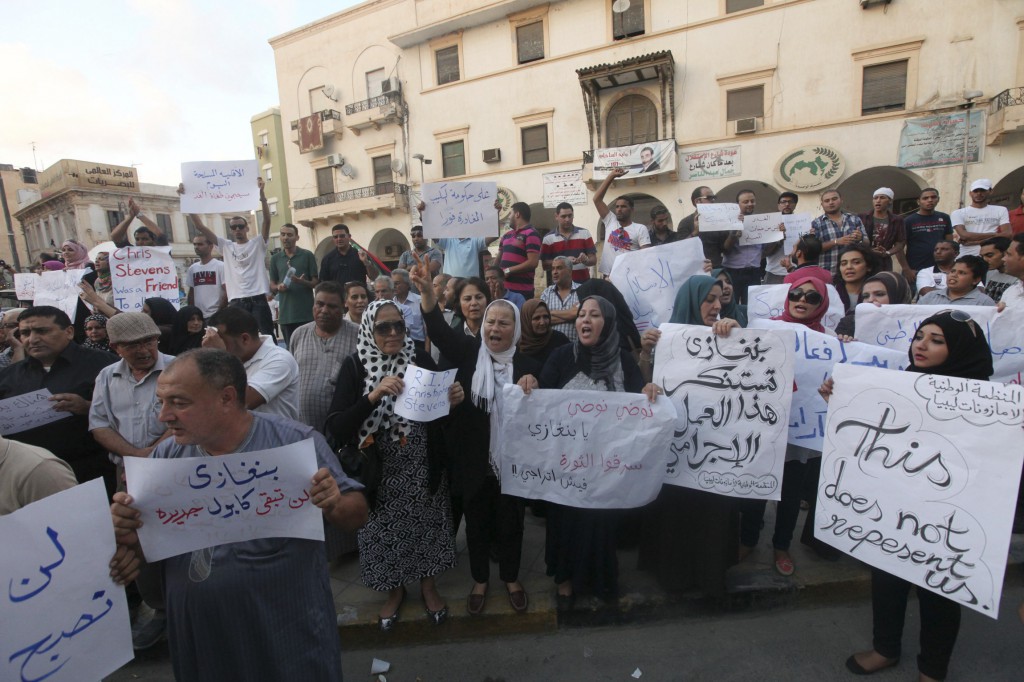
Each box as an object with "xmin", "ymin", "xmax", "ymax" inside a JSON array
[
  {"xmin": 106, "ymin": 210, "xmax": 123, "ymax": 229},
  {"xmin": 605, "ymin": 95, "xmax": 657, "ymax": 147},
  {"xmin": 521, "ymin": 125, "xmax": 549, "ymax": 164},
  {"xmin": 727, "ymin": 85, "xmax": 764, "ymax": 120},
  {"xmin": 435, "ymin": 46, "xmax": 460, "ymax": 85},
  {"xmin": 186, "ymin": 216, "xmax": 199, "ymax": 241},
  {"xmin": 20, "ymin": 168, "xmax": 37, "ymax": 184},
  {"xmin": 259, "ymin": 132, "xmax": 269, "ymax": 146},
  {"xmin": 268, "ymin": 201, "xmax": 278, "ymax": 217},
  {"xmin": 441, "ymin": 141, "xmax": 466, "ymax": 177},
  {"xmin": 726, "ymin": 0, "xmax": 763, "ymax": 12},
  {"xmin": 366, "ymin": 68, "xmax": 386, "ymax": 98},
  {"xmin": 156, "ymin": 213, "xmax": 172, "ymax": 237},
  {"xmin": 862, "ymin": 60, "xmax": 908, "ymax": 115},
  {"xmin": 372, "ymin": 155, "xmax": 393, "ymax": 186},
  {"xmin": 316, "ymin": 167, "xmax": 335, "ymax": 196},
  {"xmin": 265, "ymin": 167, "xmax": 273, "ymax": 182},
  {"xmin": 612, "ymin": 2, "xmax": 645, "ymax": 40},
  {"xmin": 516, "ymin": 21, "xmax": 544, "ymax": 63}
]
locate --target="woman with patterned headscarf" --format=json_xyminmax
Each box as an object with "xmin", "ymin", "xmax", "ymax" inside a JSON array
[
  {"xmin": 81, "ymin": 314, "xmax": 111, "ymax": 353},
  {"xmin": 326, "ymin": 300, "xmax": 461, "ymax": 632}
]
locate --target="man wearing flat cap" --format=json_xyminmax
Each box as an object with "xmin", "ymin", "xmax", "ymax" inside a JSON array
[
  {"xmin": 859, "ymin": 186, "xmax": 908, "ymax": 272},
  {"xmin": 953, "ymin": 178, "xmax": 1012, "ymax": 257}
]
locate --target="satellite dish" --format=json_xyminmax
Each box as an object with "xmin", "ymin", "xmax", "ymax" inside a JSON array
[
  {"xmin": 390, "ymin": 158, "xmax": 405, "ymax": 175},
  {"xmin": 323, "ymin": 84, "xmax": 338, "ymax": 102},
  {"xmin": 611, "ymin": 0, "xmax": 631, "ymax": 13},
  {"xmin": 340, "ymin": 163, "xmax": 356, "ymax": 178}
]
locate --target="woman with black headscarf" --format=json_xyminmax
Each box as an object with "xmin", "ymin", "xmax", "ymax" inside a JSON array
[
  {"xmin": 143, "ymin": 297, "xmax": 178, "ymax": 354},
  {"xmin": 821, "ymin": 310, "xmax": 993, "ymax": 681},
  {"xmin": 519, "ymin": 295, "xmax": 659, "ymax": 611},
  {"xmin": 167, "ymin": 306, "xmax": 205, "ymax": 356},
  {"xmin": 518, "ymin": 299, "xmax": 568, "ymax": 364},
  {"xmin": 575, "ymin": 279, "xmax": 642, "ymax": 355}
]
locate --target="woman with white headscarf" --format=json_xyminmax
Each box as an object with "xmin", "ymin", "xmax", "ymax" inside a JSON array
[
  {"xmin": 326, "ymin": 300, "xmax": 462, "ymax": 631},
  {"xmin": 411, "ymin": 256, "xmax": 541, "ymax": 616}
]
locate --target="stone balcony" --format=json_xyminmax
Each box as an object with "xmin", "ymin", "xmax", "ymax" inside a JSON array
[
  {"xmin": 987, "ymin": 87, "xmax": 1024, "ymax": 146},
  {"xmin": 344, "ymin": 91, "xmax": 404, "ymax": 135},
  {"xmin": 289, "ymin": 109, "xmax": 344, "ymax": 148},
  {"xmin": 293, "ymin": 182, "xmax": 410, "ymax": 225}
]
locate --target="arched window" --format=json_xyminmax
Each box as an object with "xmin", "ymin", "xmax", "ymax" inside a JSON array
[{"xmin": 605, "ymin": 95, "xmax": 657, "ymax": 147}]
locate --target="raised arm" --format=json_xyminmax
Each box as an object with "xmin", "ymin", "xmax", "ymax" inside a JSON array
[
  {"xmin": 177, "ymin": 183, "xmax": 220, "ymax": 246},
  {"xmin": 258, "ymin": 177, "xmax": 271, "ymax": 243},
  {"xmin": 110, "ymin": 198, "xmax": 141, "ymax": 248},
  {"xmin": 593, "ymin": 167, "xmax": 627, "ymax": 220}
]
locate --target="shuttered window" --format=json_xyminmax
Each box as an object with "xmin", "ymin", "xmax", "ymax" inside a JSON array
[
  {"xmin": 521, "ymin": 125, "xmax": 549, "ymax": 165},
  {"xmin": 442, "ymin": 141, "xmax": 466, "ymax": 177},
  {"xmin": 726, "ymin": 0, "xmax": 764, "ymax": 12},
  {"xmin": 727, "ymin": 86, "xmax": 764, "ymax": 120},
  {"xmin": 862, "ymin": 60, "xmax": 908, "ymax": 115},
  {"xmin": 605, "ymin": 95, "xmax": 657, "ymax": 147},
  {"xmin": 516, "ymin": 22, "xmax": 544, "ymax": 64},
  {"xmin": 316, "ymin": 167, "xmax": 334, "ymax": 196},
  {"xmin": 435, "ymin": 46, "xmax": 460, "ymax": 85},
  {"xmin": 612, "ymin": 3, "xmax": 645, "ymax": 40},
  {"xmin": 372, "ymin": 155, "xmax": 392, "ymax": 186}
]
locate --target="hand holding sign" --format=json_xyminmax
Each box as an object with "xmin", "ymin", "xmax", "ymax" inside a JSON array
[{"xmin": 696, "ymin": 203, "xmax": 743, "ymax": 232}]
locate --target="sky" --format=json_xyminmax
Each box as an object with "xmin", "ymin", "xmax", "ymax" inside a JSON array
[{"xmin": 1, "ymin": 0, "xmax": 362, "ymax": 186}]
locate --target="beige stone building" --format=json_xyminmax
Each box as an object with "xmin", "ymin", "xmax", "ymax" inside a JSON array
[
  {"xmin": 0, "ymin": 164, "xmax": 38, "ymax": 273},
  {"xmin": 269, "ymin": 0, "xmax": 1024, "ymax": 265},
  {"xmin": 250, "ymin": 107, "xmax": 294, "ymax": 250}
]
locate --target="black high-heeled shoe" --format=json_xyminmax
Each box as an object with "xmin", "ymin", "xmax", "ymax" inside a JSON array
[{"xmin": 378, "ymin": 587, "xmax": 406, "ymax": 632}]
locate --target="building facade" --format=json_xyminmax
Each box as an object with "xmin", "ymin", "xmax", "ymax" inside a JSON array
[
  {"xmin": 0, "ymin": 164, "xmax": 38, "ymax": 273},
  {"xmin": 250, "ymin": 107, "xmax": 294, "ymax": 250},
  {"xmin": 269, "ymin": 0, "xmax": 1024, "ymax": 264}
]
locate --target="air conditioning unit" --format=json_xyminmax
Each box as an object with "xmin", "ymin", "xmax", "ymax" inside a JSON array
[
  {"xmin": 482, "ymin": 148, "xmax": 502, "ymax": 163},
  {"xmin": 326, "ymin": 154, "xmax": 345, "ymax": 167},
  {"xmin": 381, "ymin": 77, "xmax": 399, "ymax": 94},
  {"xmin": 735, "ymin": 117, "xmax": 759, "ymax": 134}
]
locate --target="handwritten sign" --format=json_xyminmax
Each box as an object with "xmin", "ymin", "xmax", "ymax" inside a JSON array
[
  {"xmin": 592, "ymin": 140, "xmax": 677, "ymax": 180},
  {"xmin": 781, "ymin": 213, "xmax": 814, "ymax": 253},
  {"xmin": 180, "ymin": 160, "xmax": 259, "ymax": 213},
  {"xmin": 395, "ymin": 367, "xmax": 457, "ymax": 422},
  {"xmin": 609, "ymin": 238, "xmax": 706, "ymax": 331},
  {"xmin": 750, "ymin": 319, "xmax": 907, "ymax": 450},
  {"xmin": 654, "ymin": 324, "xmax": 794, "ymax": 500},
  {"xmin": 125, "ymin": 439, "xmax": 323, "ymax": 562},
  {"xmin": 740, "ymin": 212, "xmax": 784, "ymax": 246},
  {"xmin": 110, "ymin": 245, "xmax": 180, "ymax": 313},
  {"xmin": 0, "ymin": 390, "xmax": 72, "ymax": 435},
  {"xmin": 542, "ymin": 170, "xmax": 587, "ymax": 208},
  {"xmin": 34, "ymin": 269, "xmax": 89, "ymax": 323},
  {"xmin": 421, "ymin": 182, "xmax": 499, "ymax": 239},
  {"xmin": 695, "ymin": 203, "xmax": 742, "ymax": 232},
  {"xmin": 897, "ymin": 110, "xmax": 983, "ymax": 170},
  {"xmin": 816, "ymin": 364, "xmax": 1023, "ymax": 617},
  {"xmin": 496, "ymin": 385, "xmax": 676, "ymax": 508},
  {"xmin": 1, "ymin": 479, "xmax": 133, "ymax": 682},
  {"xmin": 13, "ymin": 273, "xmax": 38, "ymax": 301},
  {"xmin": 680, "ymin": 146, "xmax": 740, "ymax": 181},
  {"xmin": 852, "ymin": 303, "xmax": 1024, "ymax": 383},
  {"xmin": 747, "ymin": 283, "xmax": 846, "ymax": 331}
]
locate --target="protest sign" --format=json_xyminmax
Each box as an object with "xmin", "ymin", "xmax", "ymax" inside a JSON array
[
  {"xmin": 1, "ymin": 479, "xmax": 132, "ymax": 682},
  {"xmin": 653, "ymin": 324, "xmax": 794, "ymax": 500},
  {"xmin": 542, "ymin": 170, "xmax": 586, "ymax": 208},
  {"xmin": 747, "ymin": 283, "xmax": 846, "ymax": 331},
  {"xmin": 34, "ymin": 269, "xmax": 88, "ymax": 323},
  {"xmin": 421, "ymin": 182, "xmax": 499, "ymax": 239},
  {"xmin": 180, "ymin": 160, "xmax": 260, "ymax": 213},
  {"xmin": 740, "ymin": 212, "xmax": 784, "ymax": 246},
  {"xmin": 0, "ymin": 390, "xmax": 71, "ymax": 435},
  {"xmin": 395, "ymin": 367, "xmax": 457, "ymax": 422},
  {"xmin": 14, "ymin": 273, "xmax": 38, "ymax": 301},
  {"xmin": 695, "ymin": 203, "xmax": 742, "ymax": 232},
  {"xmin": 750, "ymin": 319, "xmax": 907, "ymax": 450},
  {"xmin": 680, "ymin": 146, "xmax": 740, "ymax": 181},
  {"xmin": 853, "ymin": 304, "xmax": 1023, "ymax": 383},
  {"xmin": 609, "ymin": 238, "xmax": 706, "ymax": 331},
  {"xmin": 897, "ymin": 110, "xmax": 983, "ymax": 169},
  {"xmin": 497, "ymin": 385, "xmax": 676, "ymax": 508},
  {"xmin": 109, "ymin": 245, "xmax": 179, "ymax": 312},
  {"xmin": 591, "ymin": 140, "xmax": 677, "ymax": 180},
  {"xmin": 125, "ymin": 439, "xmax": 323, "ymax": 562},
  {"xmin": 816, "ymin": 364, "xmax": 1023, "ymax": 617},
  {"xmin": 781, "ymin": 213, "xmax": 814, "ymax": 253}
]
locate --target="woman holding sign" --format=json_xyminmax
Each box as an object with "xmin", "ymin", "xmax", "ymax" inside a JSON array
[
  {"xmin": 326, "ymin": 300, "xmax": 461, "ymax": 631},
  {"xmin": 410, "ymin": 253, "xmax": 541, "ymax": 616},
  {"xmin": 820, "ymin": 310, "xmax": 993, "ymax": 681}
]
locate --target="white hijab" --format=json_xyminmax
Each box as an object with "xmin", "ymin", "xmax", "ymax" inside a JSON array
[{"xmin": 470, "ymin": 299, "xmax": 521, "ymax": 414}]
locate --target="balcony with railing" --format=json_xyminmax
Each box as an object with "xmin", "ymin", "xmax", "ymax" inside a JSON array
[
  {"xmin": 289, "ymin": 109, "xmax": 344, "ymax": 147},
  {"xmin": 344, "ymin": 89, "xmax": 404, "ymax": 135},
  {"xmin": 293, "ymin": 182, "xmax": 410, "ymax": 224},
  {"xmin": 987, "ymin": 87, "xmax": 1024, "ymax": 145}
]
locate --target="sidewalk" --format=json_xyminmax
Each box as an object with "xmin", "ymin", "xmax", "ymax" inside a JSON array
[{"xmin": 329, "ymin": 504, "xmax": 1024, "ymax": 649}]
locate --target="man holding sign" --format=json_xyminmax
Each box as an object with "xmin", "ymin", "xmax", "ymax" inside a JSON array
[
  {"xmin": 721, "ymin": 190, "xmax": 764, "ymax": 304},
  {"xmin": 110, "ymin": 349, "xmax": 367, "ymax": 681}
]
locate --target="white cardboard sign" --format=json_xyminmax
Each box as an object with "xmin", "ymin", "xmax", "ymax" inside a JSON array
[
  {"xmin": 609, "ymin": 237, "xmax": 706, "ymax": 332},
  {"xmin": 395, "ymin": 367, "xmax": 457, "ymax": 422},
  {"xmin": 421, "ymin": 182, "xmax": 499, "ymax": 239},
  {"xmin": 180, "ymin": 160, "xmax": 260, "ymax": 213},
  {"xmin": 0, "ymin": 389, "xmax": 71, "ymax": 435},
  {"xmin": 110, "ymin": 245, "xmax": 180, "ymax": 312}
]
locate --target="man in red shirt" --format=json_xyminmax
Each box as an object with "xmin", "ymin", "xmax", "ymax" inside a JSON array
[
  {"xmin": 1010, "ymin": 186, "xmax": 1024, "ymax": 235},
  {"xmin": 498, "ymin": 202, "xmax": 541, "ymax": 299}
]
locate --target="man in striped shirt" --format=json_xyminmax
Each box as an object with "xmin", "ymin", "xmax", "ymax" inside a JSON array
[
  {"xmin": 541, "ymin": 202, "xmax": 596, "ymax": 283},
  {"xmin": 498, "ymin": 202, "xmax": 542, "ymax": 299}
]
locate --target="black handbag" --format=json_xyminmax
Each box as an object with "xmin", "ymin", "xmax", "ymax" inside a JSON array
[{"xmin": 336, "ymin": 439, "xmax": 382, "ymax": 504}]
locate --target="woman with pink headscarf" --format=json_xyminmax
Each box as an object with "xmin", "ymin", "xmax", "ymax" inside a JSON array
[{"xmin": 61, "ymin": 240, "xmax": 92, "ymax": 270}]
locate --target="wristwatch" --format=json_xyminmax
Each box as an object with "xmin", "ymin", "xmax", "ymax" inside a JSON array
[{"xmin": 503, "ymin": 268, "xmax": 511, "ymax": 277}]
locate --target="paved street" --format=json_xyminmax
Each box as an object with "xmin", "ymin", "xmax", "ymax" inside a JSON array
[{"xmin": 108, "ymin": 583, "xmax": 1024, "ymax": 681}]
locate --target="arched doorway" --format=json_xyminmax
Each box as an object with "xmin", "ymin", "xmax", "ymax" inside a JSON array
[
  {"xmin": 835, "ymin": 166, "xmax": 925, "ymax": 215},
  {"xmin": 716, "ymin": 180, "xmax": 782, "ymax": 214},
  {"xmin": 368, "ymin": 228, "xmax": 409, "ymax": 272},
  {"xmin": 527, "ymin": 202, "xmax": 556, "ymax": 236},
  {"xmin": 992, "ymin": 167, "xmax": 1024, "ymax": 209}
]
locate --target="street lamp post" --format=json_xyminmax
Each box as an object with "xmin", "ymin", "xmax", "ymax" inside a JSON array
[{"xmin": 958, "ymin": 89, "xmax": 984, "ymax": 208}]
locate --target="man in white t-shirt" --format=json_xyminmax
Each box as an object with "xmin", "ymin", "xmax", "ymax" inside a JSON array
[
  {"xmin": 915, "ymin": 240, "xmax": 960, "ymax": 296},
  {"xmin": 998, "ymin": 233, "xmax": 1024, "ymax": 309},
  {"xmin": 952, "ymin": 178, "xmax": 1011, "ymax": 257},
  {"xmin": 593, "ymin": 167, "xmax": 651, "ymax": 275},
  {"xmin": 181, "ymin": 178, "xmax": 274, "ymax": 335},
  {"xmin": 184, "ymin": 234, "xmax": 227, "ymax": 318}
]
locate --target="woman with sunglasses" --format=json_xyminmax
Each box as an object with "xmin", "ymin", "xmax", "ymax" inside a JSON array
[
  {"xmin": 821, "ymin": 310, "xmax": 993, "ymax": 681},
  {"xmin": 410, "ymin": 253, "xmax": 541, "ymax": 616},
  {"xmin": 326, "ymin": 300, "xmax": 461, "ymax": 631}
]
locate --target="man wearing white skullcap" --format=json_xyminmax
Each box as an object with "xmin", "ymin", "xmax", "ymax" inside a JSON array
[
  {"xmin": 952, "ymin": 179, "xmax": 1011, "ymax": 257},
  {"xmin": 859, "ymin": 186, "xmax": 907, "ymax": 272}
]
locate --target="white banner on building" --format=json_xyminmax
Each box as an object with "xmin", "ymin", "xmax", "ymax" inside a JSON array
[
  {"xmin": 747, "ymin": 283, "xmax": 846, "ymax": 332},
  {"xmin": 609, "ymin": 237, "xmax": 706, "ymax": 332},
  {"xmin": 592, "ymin": 140, "xmax": 677, "ymax": 180},
  {"xmin": 739, "ymin": 212, "xmax": 785, "ymax": 246},
  {"xmin": 0, "ymin": 479, "xmax": 133, "ymax": 682},
  {"xmin": 653, "ymin": 324, "xmax": 795, "ymax": 501},
  {"xmin": 695, "ymin": 203, "xmax": 742, "ymax": 232},
  {"xmin": 110, "ymin": 245, "xmax": 180, "ymax": 313},
  {"xmin": 897, "ymin": 111, "xmax": 984, "ymax": 170},
  {"xmin": 815, "ymin": 364, "xmax": 1023, "ymax": 618},
  {"xmin": 125, "ymin": 439, "xmax": 323, "ymax": 562},
  {"xmin": 35, "ymin": 269, "xmax": 89, "ymax": 323},
  {"xmin": 180, "ymin": 160, "xmax": 260, "ymax": 213},
  {"xmin": 542, "ymin": 170, "xmax": 587, "ymax": 208},
  {"xmin": 421, "ymin": 181, "xmax": 499, "ymax": 239},
  {"xmin": 497, "ymin": 385, "xmax": 676, "ymax": 509},
  {"xmin": 680, "ymin": 146, "xmax": 741, "ymax": 181}
]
